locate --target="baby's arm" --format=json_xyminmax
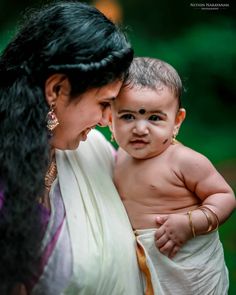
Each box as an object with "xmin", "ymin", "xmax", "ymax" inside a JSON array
[
  {"xmin": 182, "ymin": 149, "xmax": 235, "ymax": 224},
  {"xmin": 155, "ymin": 147, "xmax": 235, "ymax": 258}
]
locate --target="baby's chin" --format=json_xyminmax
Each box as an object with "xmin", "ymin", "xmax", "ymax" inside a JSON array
[
  {"xmin": 128, "ymin": 150, "xmax": 162, "ymax": 160},
  {"xmin": 129, "ymin": 152, "xmax": 152, "ymax": 160},
  {"xmin": 133, "ymin": 155, "xmax": 154, "ymax": 160}
]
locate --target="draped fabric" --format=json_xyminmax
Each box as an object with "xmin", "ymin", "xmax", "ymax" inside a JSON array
[
  {"xmin": 135, "ymin": 228, "xmax": 229, "ymax": 295},
  {"xmin": 32, "ymin": 130, "xmax": 143, "ymax": 295}
]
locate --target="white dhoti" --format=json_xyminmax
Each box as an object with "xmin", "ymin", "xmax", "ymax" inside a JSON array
[{"xmin": 135, "ymin": 229, "xmax": 229, "ymax": 295}]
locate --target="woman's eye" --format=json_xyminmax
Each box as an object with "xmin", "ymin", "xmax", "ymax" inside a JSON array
[
  {"xmin": 100, "ymin": 102, "xmax": 110, "ymax": 109},
  {"xmin": 120, "ymin": 114, "xmax": 135, "ymax": 121},
  {"xmin": 149, "ymin": 114, "xmax": 161, "ymax": 121}
]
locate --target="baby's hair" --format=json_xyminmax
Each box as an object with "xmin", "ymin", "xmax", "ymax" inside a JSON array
[{"xmin": 124, "ymin": 57, "xmax": 182, "ymax": 108}]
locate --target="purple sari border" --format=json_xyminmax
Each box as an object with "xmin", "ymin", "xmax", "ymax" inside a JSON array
[{"xmin": 0, "ymin": 190, "xmax": 4, "ymax": 210}]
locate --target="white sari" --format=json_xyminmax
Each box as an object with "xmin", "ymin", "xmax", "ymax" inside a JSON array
[{"xmin": 32, "ymin": 130, "xmax": 143, "ymax": 295}]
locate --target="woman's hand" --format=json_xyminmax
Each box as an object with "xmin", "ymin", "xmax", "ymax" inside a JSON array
[{"xmin": 154, "ymin": 213, "xmax": 192, "ymax": 259}]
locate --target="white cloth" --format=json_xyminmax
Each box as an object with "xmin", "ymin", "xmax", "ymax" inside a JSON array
[
  {"xmin": 56, "ymin": 130, "xmax": 143, "ymax": 295},
  {"xmin": 136, "ymin": 228, "xmax": 229, "ymax": 295}
]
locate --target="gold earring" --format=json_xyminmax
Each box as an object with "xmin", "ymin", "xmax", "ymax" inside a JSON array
[
  {"xmin": 110, "ymin": 133, "xmax": 115, "ymax": 142},
  {"xmin": 172, "ymin": 129, "xmax": 179, "ymax": 144},
  {"xmin": 172, "ymin": 134, "xmax": 177, "ymax": 144},
  {"xmin": 46, "ymin": 103, "xmax": 59, "ymax": 132}
]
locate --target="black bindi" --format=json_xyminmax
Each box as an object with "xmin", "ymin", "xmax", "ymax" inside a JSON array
[{"xmin": 139, "ymin": 108, "xmax": 146, "ymax": 115}]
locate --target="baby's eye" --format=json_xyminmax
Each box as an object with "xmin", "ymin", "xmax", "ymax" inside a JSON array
[
  {"xmin": 148, "ymin": 114, "xmax": 161, "ymax": 121},
  {"xmin": 120, "ymin": 114, "xmax": 135, "ymax": 121}
]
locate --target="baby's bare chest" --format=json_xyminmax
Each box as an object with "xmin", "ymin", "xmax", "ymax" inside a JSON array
[{"xmin": 115, "ymin": 157, "xmax": 183, "ymax": 198}]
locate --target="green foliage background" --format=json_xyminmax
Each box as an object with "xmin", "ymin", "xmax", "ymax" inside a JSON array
[{"xmin": 1, "ymin": 0, "xmax": 235, "ymax": 293}]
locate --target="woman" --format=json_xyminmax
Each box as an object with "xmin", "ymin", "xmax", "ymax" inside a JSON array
[{"xmin": 0, "ymin": 2, "xmax": 143, "ymax": 294}]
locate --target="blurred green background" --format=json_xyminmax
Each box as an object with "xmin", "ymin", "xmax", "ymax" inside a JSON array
[{"xmin": 1, "ymin": 0, "xmax": 235, "ymax": 293}]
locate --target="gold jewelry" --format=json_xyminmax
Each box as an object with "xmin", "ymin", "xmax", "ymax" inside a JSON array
[
  {"xmin": 46, "ymin": 103, "xmax": 59, "ymax": 131},
  {"xmin": 172, "ymin": 135, "xmax": 178, "ymax": 144},
  {"xmin": 198, "ymin": 207, "xmax": 213, "ymax": 233},
  {"xmin": 187, "ymin": 211, "xmax": 196, "ymax": 237},
  {"xmin": 110, "ymin": 133, "xmax": 115, "ymax": 142},
  {"xmin": 44, "ymin": 157, "xmax": 58, "ymax": 192},
  {"xmin": 198, "ymin": 206, "xmax": 219, "ymax": 232},
  {"xmin": 171, "ymin": 129, "xmax": 179, "ymax": 144},
  {"xmin": 204, "ymin": 206, "xmax": 219, "ymax": 230}
]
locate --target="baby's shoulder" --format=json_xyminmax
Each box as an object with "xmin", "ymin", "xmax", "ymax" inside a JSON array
[
  {"xmin": 116, "ymin": 147, "xmax": 130, "ymax": 164},
  {"xmin": 170, "ymin": 143, "xmax": 210, "ymax": 166},
  {"xmin": 169, "ymin": 143, "xmax": 215, "ymax": 179}
]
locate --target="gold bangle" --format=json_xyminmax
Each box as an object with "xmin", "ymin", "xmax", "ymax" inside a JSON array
[
  {"xmin": 199, "ymin": 206, "xmax": 219, "ymax": 231},
  {"xmin": 198, "ymin": 207, "xmax": 213, "ymax": 233},
  {"xmin": 187, "ymin": 211, "xmax": 196, "ymax": 238}
]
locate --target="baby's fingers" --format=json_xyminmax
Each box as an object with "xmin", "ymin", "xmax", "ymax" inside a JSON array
[
  {"xmin": 155, "ymin": 234, "xmax": 169, "ymax": 249},
  {"xmin": 169, "ymin": 245, "xmax": 180, "ymax": 259},
  {"xmin": 155, "ymin": 227, "xmax": 165, "ymax": 240},
  {"xmin": 159, "ymin": 240, "xmax": 175, "ymax": 257}
]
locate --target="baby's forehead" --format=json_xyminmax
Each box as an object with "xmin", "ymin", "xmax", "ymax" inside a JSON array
[
  {"xmin": 122, "ymin": 84, "xmax": 169, "ymax": 94},
  {"xmin": 115, "ymin": 84, "xmax": 179, "ymax": 110},
  {"xmin": 119, "ymin": 84, "xmax": 176, "ymax": 100}
]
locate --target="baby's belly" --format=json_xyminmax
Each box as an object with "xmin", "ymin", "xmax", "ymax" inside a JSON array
[{"xmin": 123, "ymin": 200, "xmax": 199, "ymax": 230}]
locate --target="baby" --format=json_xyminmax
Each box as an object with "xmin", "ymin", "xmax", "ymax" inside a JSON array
[{"xmin": 109, "ymin": 57, "xmax": 235, "ymax": 294}]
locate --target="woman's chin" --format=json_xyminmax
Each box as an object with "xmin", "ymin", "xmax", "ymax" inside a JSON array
[
  {"xmin": 80, "ymin": 128, "xmax": 92, "ymax": 142},
  {"xmin": 50, "ymin": 128, "xmax": 93, "ymax": 150},
  {"xmin": 51, "ymin": 139, "xmax": 80, "ymax": 151}
]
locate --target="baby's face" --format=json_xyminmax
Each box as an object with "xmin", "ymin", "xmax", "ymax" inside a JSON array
[{"xmin": 111, "ymin": 85, "xmax": 183, "ymax": 159}]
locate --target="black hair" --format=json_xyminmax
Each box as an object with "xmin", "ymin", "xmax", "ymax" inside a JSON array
[
  {"xmin": 124, "ymin": 57, "xmax": 182, "ymax": 108},
  {"xmin": 0, "ymin": 1, "xmax": 133, "ymax": 293}
]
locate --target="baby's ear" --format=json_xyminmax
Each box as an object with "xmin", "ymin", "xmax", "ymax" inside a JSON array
[{"xmin": 175, "ymin": 108, "xmax": 186, "ymax": 128}]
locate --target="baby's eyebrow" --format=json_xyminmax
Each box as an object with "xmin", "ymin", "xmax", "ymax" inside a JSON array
[
  {"xmin": 118, "ymin": 109, "xmax": 167, "ymax": 117},
  {"xmin": 118, "ymin": 109, "xmax": 137, "ymax": 114},
  {"xmin": 148, "ymin": 110, "xmax": 167, "ymax": 117}
]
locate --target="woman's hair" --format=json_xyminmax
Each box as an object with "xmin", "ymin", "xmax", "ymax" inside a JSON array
[
  {"xmin": 0, "ymin": 1, "xmax": 133, "ymax": 292},
  {"xmin": 124, "ymin": 57, "xmax": 182, "ymax": 108}
]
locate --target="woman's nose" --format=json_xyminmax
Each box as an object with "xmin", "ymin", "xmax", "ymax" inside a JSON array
[
  {"xmin": 133, "ymin": 120, "xmax": 149, "ymax": 135},
  {"xmin": 97, "ymin": 108, "xmax": 110, "ymax": 127}
]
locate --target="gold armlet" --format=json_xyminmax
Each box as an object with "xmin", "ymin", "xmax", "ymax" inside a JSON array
[{"xmin": 187, "ymin": 211, "xmax": 196, "ymax": 238}]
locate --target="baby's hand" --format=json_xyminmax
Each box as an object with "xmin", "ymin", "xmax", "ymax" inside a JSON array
[{"xmin": 154, "ymin": 214, "xmax": 192, "ymax": 258}]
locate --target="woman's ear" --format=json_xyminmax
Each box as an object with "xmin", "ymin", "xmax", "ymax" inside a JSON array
[{"xmin": 45, "ymin": 74, "xmax": 70, "ymax": 106}]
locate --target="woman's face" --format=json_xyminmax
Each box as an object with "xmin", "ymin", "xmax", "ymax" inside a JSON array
[{"xmin": 50, "ymin": 79, "xmax": 123, "ymax": 150}]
